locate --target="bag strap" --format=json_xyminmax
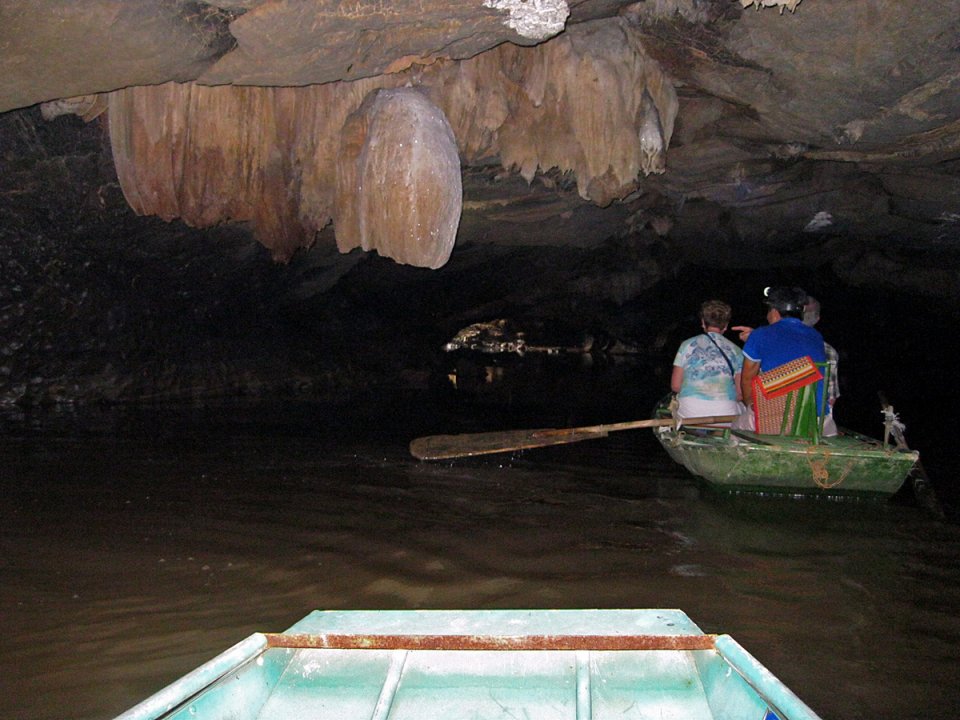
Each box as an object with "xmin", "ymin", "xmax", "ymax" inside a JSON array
[{"xmin": 704, "ymin": 333, "xmax": 736, "ymax": 377}]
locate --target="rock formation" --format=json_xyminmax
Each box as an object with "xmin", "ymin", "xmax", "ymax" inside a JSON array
[
  {"xmin": 3, "ymin": 0, "xmax": 960, "ymax": 413},
  {"xmin": 437, "ymin": 18, "xmax": 677, "ymax": 206},
  {"xmin": 334, "ymin": 87, "xmax": 462, "ymax": 268},
  {"xmin": 2, "ymin": 0, "xmax": 959, "ymax": 278},
  {"xmin": 740, "ymin": 0, "xmax": 802, "ymax": 12},
  {"xmin": 76, "ymin": 17, "xmax": 676, "ymax": 264}
]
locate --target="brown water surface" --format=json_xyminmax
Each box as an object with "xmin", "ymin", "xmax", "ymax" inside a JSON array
[{"xmin": 2, "ymin": 401, "xmax": 959, "ymax": 719}]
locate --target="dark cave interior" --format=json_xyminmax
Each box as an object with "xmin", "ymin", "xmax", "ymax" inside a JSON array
[{"xmin": 1, "ymin": 105, "xmax": 958, "ymax": 513}]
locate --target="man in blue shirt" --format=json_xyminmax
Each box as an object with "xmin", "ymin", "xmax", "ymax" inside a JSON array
[{"xmin": 736, "ymin": 286, "xmax": 827, "ymax": 428}]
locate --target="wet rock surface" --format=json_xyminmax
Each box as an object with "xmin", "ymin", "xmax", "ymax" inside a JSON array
[{"xmin": 0, "ymin": 109, "xmax": 358, "ymax": 405}]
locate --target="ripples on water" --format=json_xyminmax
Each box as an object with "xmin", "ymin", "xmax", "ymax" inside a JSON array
[{"xmin": 2, "ymin": 396, "xmax": 959, "ymax": 720}]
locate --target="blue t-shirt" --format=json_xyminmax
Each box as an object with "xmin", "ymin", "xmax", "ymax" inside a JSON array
[{"xmin": 743, "ymin": 317, "xmax": 827, "ymax": 412}]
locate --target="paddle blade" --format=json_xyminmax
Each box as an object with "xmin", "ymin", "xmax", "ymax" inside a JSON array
[{"xmin": 409, "ymin": 428, "xmax": 609, "ymax": 461}]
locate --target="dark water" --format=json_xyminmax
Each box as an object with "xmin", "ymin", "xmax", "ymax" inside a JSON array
[{"xmin": 2, "ymin": 392, "xmax": 959, "ymax": 720}]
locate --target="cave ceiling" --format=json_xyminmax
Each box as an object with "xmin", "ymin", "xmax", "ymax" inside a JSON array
[{"xmin": 2, "ymin": 0, "xmax": 959, "ymax": 279}]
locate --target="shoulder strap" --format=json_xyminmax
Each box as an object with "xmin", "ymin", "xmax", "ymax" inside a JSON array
[{"xmin": 704, "ymin": 333, "xmax": 736, "ymax": 377}]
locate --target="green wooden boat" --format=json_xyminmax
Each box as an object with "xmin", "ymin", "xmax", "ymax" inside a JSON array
[
  {"xmin": 115, "ymin": 609, "xmax": 821, "ymax": 720},
  {"xmin": 653, "ymin": 397, "xmax": 919, "ymax": 496}
]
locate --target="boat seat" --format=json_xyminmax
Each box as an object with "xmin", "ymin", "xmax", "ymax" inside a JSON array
[{"xmin": 753, "ymin": 358, "xmax": 830, "ymax": 443}]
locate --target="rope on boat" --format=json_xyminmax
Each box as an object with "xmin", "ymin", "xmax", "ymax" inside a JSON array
[
  {"xmin": 668, "ymin": 394, "xmax": 682, "ymax": 432},
  {"xmin": 805, "ymin": 447, "xmax": 854, "ymax": 489}
]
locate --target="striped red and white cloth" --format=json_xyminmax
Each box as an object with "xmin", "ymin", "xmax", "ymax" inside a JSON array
[{"xmin": 752, "ymin": 356, "xmax": 822, "ymax": 434}]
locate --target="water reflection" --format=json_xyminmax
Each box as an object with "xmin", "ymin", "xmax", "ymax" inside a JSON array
[{"xmin": 2, "ymin": 400, "xmax": 959, "ymax": 720}]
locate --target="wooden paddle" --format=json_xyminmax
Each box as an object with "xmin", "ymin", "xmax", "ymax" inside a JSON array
[{"xmin": 410, "ymin": 415, "xmax": 736, "ymax": 461}]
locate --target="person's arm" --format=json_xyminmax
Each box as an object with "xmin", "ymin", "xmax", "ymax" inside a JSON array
[
  {"xmin": 734, "ymin": 371, "xmax": 743, "ymax": 402},
  {"xmin": 671, "ymin": 365, "xmax": 684, "ymax": 393},
  {"xmin": 740, "ymin": 359, "xmax": 759, "ymax": 407},
  {"xmin": 732, "ymin": 325, "xmax": 754, "ymax": 343}
]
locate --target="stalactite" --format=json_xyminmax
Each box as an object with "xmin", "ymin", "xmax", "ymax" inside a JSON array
[
  {"xmin": 436, "ymin": 17, "xmax": 678, "ymax": 206},
  {"xmin": 94, "ymin": 16, "xmax": 676, "ymax": 266},
  {"xmin": 106, "ymin": 79, "xmax": 395, "ymax": 261},
  {"xmin": 638, "ymin": 88, "xmax": 665, "ymax": 176},
  {"xmin": 334, "ymin": 88, "xmax": 461, "ymax": 268}
]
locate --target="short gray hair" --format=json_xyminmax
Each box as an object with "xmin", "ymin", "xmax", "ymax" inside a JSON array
[
  {"xmin": 803, "ymin": 296, "xmax": 821, "ymax": 327},
  {"xmin": 700, "ymin": 300, "xmax": 732, "ymax": 329}
]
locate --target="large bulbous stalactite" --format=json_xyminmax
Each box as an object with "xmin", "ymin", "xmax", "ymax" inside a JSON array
[{"xmin": 334, "ymin": 88, "xmax": 462, "ymax": 269}]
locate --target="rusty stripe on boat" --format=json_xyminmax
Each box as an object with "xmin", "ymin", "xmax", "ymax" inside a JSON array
[{"xmin": 264, "ymin": 633, "xmax": 717, "ymax": 651}]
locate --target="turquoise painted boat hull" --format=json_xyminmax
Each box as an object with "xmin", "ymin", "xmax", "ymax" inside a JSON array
[
  {"xmin": 115, "ymin": 609, "xmax": 822, "ymax": 720},
  {"xmin": 653, "ymin": 402, "xmax": 918, "ymax": 496}
]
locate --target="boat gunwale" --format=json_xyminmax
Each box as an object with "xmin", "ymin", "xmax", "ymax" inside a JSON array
[
  {"xmin": 263, "ymin": 632, "xmax": 718, "ymax": 651},
  {"xmin": 658, "ymin": 427, "xmax": 918, "ymax": 461}
]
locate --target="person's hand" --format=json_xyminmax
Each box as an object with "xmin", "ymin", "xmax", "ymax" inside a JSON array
[{"xmin": 732, "ymin": 325, "xmax": 753, "ymax": 342}]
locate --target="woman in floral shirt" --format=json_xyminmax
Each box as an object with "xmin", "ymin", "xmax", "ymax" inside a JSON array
[{"xmin": 671, "ymin": 300, "xmax": 744, "ymax": 421}]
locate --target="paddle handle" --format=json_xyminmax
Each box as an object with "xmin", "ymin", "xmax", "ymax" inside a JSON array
[
  {"xmin": 576, "ymin": 415, "xmax": 737, "ymax": 434},
  {"xmin": 409, "ymin": 414, "xmax": 738, "ymax": 461},
  {"xmin": 463, "ymin": 415, "xmax": 738, "ymax": 442}
]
